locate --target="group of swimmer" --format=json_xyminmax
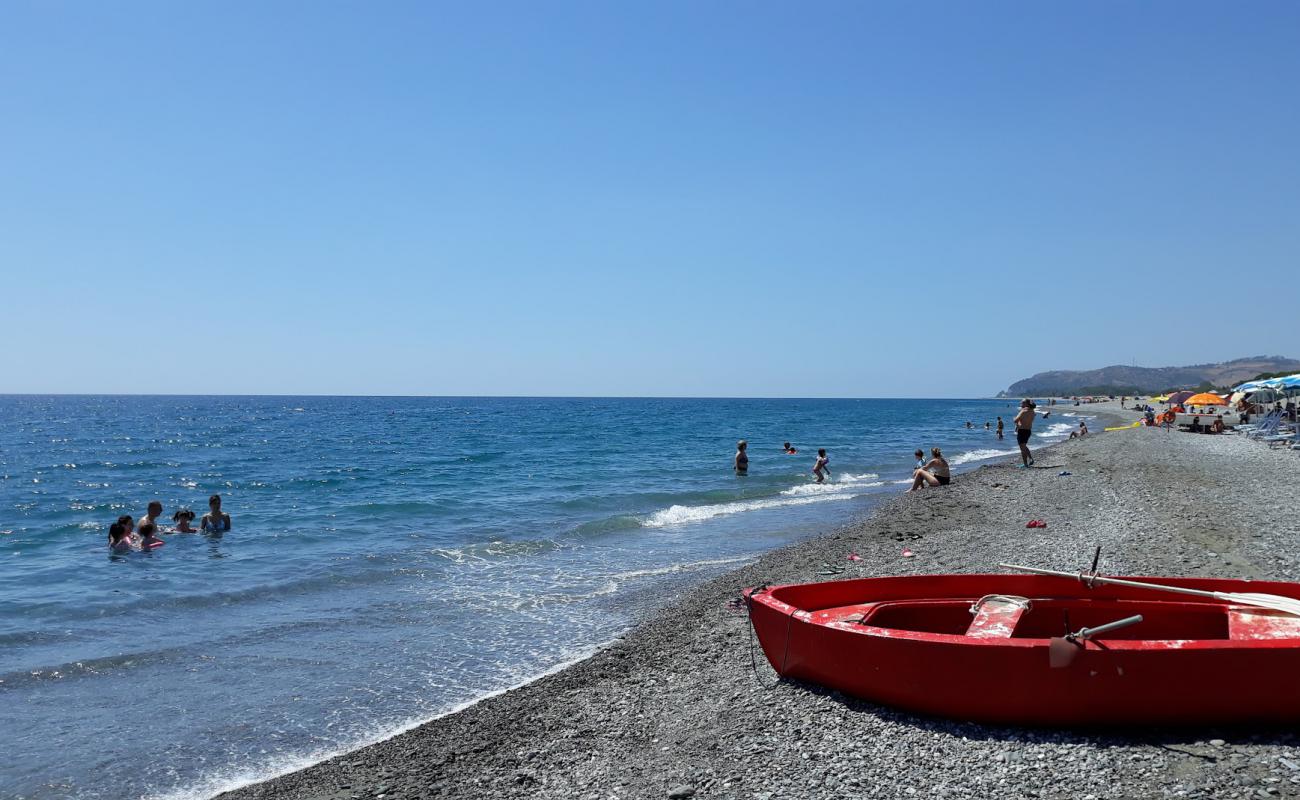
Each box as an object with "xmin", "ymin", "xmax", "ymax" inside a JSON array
[
  {"xmin": 965, "ymin": 418, "xmax": 1007, "ymax": 438},
  {"xmin": 107, "ymin": 494, "xmax": 232, "ymax": 553},
  {"xmin": 733, "ymin": 441, "xmax": 832, "ymax": 483},
  {"xmin": 730, "ymin": 398, "xmax": 1076, "ymax": 494}
]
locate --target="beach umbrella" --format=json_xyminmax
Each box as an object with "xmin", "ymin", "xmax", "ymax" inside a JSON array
[
  {"xmin": 1167, "ymin": 391, "xmax": 1196, "ymax": 406},
  {"xmin": 1152, "ymin": 395, "xmax": 1171, "ymax": 403},
  {"xmin": 1184, "ymin": 392, "xmax": 1227, "ymax": 406}
]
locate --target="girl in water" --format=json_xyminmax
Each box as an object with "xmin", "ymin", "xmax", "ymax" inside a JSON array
[
  {"xmin": 813, "ymin": 449, "xmax": 831, "ymax": 483},
  {"xmin": 108, "ymin": 523, "xmax": 133, "ymax": 553},
  {"xmin": 734, "ymin": 441, "xmax": 749, "ymax": 476},
  {"xmin": 172, "ymin": 508, "xmax": 198, "ymax": 533},
  {"xmin": 138, "ymin": 523, "xmax": 164, "ymax": 550}
]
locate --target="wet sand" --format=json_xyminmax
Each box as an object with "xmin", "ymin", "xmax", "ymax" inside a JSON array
[{"xmin": 219, "ymin": 403, "xmax": 1300, "ymax": 800}]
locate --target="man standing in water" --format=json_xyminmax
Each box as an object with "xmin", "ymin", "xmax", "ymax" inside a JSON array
[
  {"xmin": 996, "ymin": 417, "xmax": 1004, "ymax": 439},
  {"xmin": 140, "ymin": 500, "xmax": 165, "ymax": 533},
  {"xmin": 734, "ymin": 440, "xmax": 749, "ymax": 476},
  {"xmin": 1014, "ymin": 399, "xmax": 1036, "ymax": 467}
]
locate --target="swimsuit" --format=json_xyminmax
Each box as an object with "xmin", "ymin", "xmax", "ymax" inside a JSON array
[
  {"xmin": 1016, "ymin": 428, "xmax": 1032, "ymax": 445},
  {"xmin": 937, "ymin": 475, "xmax": 951, "ymax": 486},
  {"xmin": 202, "ymin": 516, "xmax": 230, "ymax": 532}
]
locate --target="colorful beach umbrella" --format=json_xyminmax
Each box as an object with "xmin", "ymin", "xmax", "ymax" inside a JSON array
[
  {"xmin": 1184, "ymin": 392, "xmax": 1227, "ymax": 406},
  {"xmin": 1167, "ymin": 391, "xmax": 1196, "ymax": 405}
]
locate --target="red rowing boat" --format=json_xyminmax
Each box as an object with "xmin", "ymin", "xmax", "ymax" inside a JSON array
[{"xmin": 746, "ymin": 572, "xmax": 1300, "ymax": 726}]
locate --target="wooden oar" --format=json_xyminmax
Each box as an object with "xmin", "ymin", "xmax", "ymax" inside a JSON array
[{"xmin": 999, "ymin": 563, "xmax": 1300, "ymax": 618}]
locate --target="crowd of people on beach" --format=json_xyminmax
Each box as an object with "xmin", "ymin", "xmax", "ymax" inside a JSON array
[
  {"xmin": 732, "ymin": 397, "xmax": 1061, "ymax": 495},
  {"xmin": 107, "ymin": 494, "xmax": 232, "ymax": 553}
]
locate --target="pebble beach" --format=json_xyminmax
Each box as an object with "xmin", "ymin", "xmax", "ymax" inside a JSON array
[{"xmin": 218, "ymin": 402, "xmax": 1300, "ymax": 800}]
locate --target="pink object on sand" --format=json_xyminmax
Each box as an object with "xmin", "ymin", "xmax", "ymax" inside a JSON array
[
  {"xmin": 902, "ymin": 548, "xmax": 915, "ymax": 558},
  {"xmin": 848, "ymin": 554, "xmax": 862, "ymax": 562}
]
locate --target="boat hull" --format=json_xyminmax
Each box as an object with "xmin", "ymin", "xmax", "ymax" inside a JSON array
[{"xmin": 747, "ymin": 574, "xmax": 1300, "ymax": 726}]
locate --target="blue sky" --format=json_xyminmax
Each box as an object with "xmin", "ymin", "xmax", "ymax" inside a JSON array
[{"xmin": 3, "ymin": 1, "xmax": 1298, "ymax": 397}]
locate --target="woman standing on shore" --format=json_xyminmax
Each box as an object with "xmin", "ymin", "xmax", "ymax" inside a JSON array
[{"xmin": 734, "ymin": 441, "xmax": 749, "ymax": 476}]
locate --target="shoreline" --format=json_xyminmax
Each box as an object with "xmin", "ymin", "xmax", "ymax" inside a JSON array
[{"xmin": 218, "ymin": 401, "xmax": 1300, "ymax": 800}]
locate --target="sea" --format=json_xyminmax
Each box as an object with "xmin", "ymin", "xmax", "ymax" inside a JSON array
[{"xmin": 0, "ymin": 395, "xmax": 1089, "ymax": 799}]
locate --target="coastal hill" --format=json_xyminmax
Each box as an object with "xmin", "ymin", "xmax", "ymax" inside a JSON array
[{"xmin": 999, "ymin": 355, "xmax": 1300, "ymax": 397}]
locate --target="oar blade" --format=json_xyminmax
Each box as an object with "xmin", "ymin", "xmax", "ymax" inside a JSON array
[
  {"xmin": 1222, "ymin": 592, "xmax": 1300, "ymax": 618},
  {"xmin": 1048, "ymin": 637, "xmax": 1081, "ymax": 668}
]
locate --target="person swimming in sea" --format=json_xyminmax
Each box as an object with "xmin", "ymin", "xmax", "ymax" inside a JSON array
[
  {"xmin": 782, "ymin": 442, "xmax": 798, "ymax": 455},
  {"xmin": 172, "ymin": 508, "xmax": 198, "ymax": 533},
  {"xmin": 117, "ymin": 515, "xmax": 136, "ymax": 544},
  {"xmin": 140, "ymin": 501, "xmax": 165, "ymax": 534},
  {"xmin": 108, "ymin": 522, "xmax": 133, "ymax": 553},
  {"xmin": 966, "ymin": 421, "xmax": 973, "ymax": 429},
  {"xmin": 812, "ymin": 449, "xmax": 830, "ymax": 484},
  {"xmin": 200, "ymin": 494, "xmax": 232, "ymax": 533},
  {"xmin": 734, "ymin": 441, "xmax": 749, "ymax": 476},
  {"xmin": 138, "ymin": 522, "xmax": 164, "ymax": 550},
  {"xmin": 984, "ymin": 421, "xmax": 991, "ymax": 430}
]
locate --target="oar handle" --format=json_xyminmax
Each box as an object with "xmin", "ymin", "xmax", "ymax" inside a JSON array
[{"xmin": 1078, "ymin": 614, "xmax": 1143, "ymax": 640}]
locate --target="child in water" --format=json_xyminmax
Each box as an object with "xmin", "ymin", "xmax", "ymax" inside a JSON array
[
  {"xmin": 172, "ymin": 508, "xmax": 198, "ymax": 533},
  {"xmin": 813, "ymin": 449, "xmax": 831, "ymax": 484},
  {"xmin": 782, "ymin": 442, "xmax": 798, "ymax": 455},
  {"xmin": 108, "ymin": 523, "xmax": 133, "ymax": 553},
  {"xmin": 138, "ymin": 522, "xmax": 164, "ymax": 550},
  {"xmin": 117, "ymin": 515, "xmax": 135, "ymax": 544}
]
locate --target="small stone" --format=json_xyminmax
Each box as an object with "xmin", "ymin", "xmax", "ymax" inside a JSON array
[
  {"xmin": 667, "ymin": 786, "xmax": 695, "ymax": 799},
  {"xmin": 1210, "ymin": 739, "xmax": 1227, "ymax": 747}
]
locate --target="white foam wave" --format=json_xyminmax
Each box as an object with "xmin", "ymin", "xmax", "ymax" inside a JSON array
[
  {"xmin": 947, "ymin": 448, "xmax": 1019, "ymax": 465},
  {"xmin": 779, "ymin": 472, "xmax": 879, "ymax": 497},
  {"xmin": 643, "ymin": 475, "xmax": 884, "ymax": 528},
  {"xmin": 606, "ymin": 555, "xmax": 753, "ymax": 581},
  {"xmin": 1043, "ymin": 422, "xmax": 1077, "ymax": 438}
]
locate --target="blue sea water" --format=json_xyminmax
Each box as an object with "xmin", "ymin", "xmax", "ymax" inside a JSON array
[{"xmin": 0, "ymin": 396, "xmax": 1088, "ymax": 799}]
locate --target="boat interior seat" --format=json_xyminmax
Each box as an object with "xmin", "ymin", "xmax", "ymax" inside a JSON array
[
  {"xmin": 965, "ymin": 597, "xmax": 1029, "ymax": 639},
  {"xmin": 1227, "ymin": 607, "xmax": 1300, "ymax": 640}
]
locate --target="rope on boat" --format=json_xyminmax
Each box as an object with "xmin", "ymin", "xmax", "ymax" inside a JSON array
[
  {"xmin": 968, "ymin": 594, "xmax": 1033, "ymax": 615},
  {"xmin": 743, "ymin": 584, "xmax": 792, "ymax": 691}
]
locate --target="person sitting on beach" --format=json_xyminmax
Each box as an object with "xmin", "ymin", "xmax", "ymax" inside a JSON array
[
  {"xmin": 200, "ymin": 494, "xmax": 232, "ymax": 533},
  {"xmin": 1068, "ymin": 420, "xmax": 1088, "ymax": 439},
  {"xmin": 1190, "ymin": 415, "xmax": 1203, "ymax": 433},
  {"xmin": 138, "ymin": 522, "xmax": 164, "ymax": 550},
  {"xmin": 913, "ymin": 448, "xmax": 926, "ymax": 469},
  {"xmin": 108, "ymin": 522, "xmax": 133, "ymax": 553},
  {"xmin": 140, "ymin": 501, "xmax": 165, "ymax": 534},
  {"xmin": 908, "ymin": 447, "xmax": 950, "ymax": 492},
  {"xmin": 172, "ymin": 508, "xmax": 198, "ymax": 533},
  {"xmin": 782, "ymin": 442, "xmax": 797, "ymax": 455},
  {"xmin": 812, "ymin": 449, "xmax": 830, "ymax": 484},
  {"xmin": 1211, "ymin": 415, "xmax": 1225, "ymax": 434}
]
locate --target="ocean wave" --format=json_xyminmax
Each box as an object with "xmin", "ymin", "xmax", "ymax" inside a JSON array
[
  {"xmin": 947, "ymin": 448, "xmax": 1018, "ymax": 465},
  {"xmin": 778, "ymin": 472, "xmax": 879, "ymax": 497},
  {"xmin": 642, "ymin": 477, "xmax": 883, "ymax": 528}
]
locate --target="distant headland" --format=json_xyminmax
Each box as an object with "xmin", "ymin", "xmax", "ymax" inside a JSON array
[{"xmin": 999, "ymin": 355, "xmax": 1300, "ymax": 397}]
